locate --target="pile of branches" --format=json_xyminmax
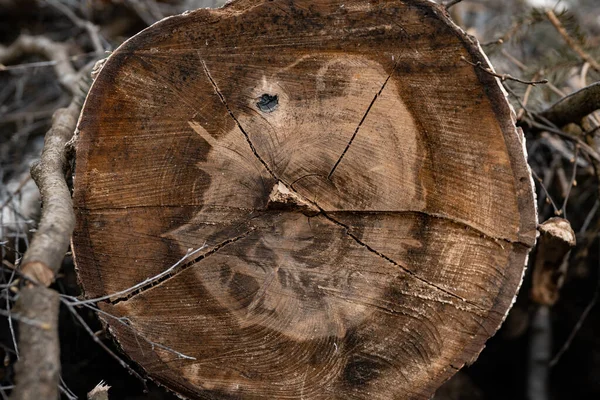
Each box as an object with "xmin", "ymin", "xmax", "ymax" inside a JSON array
[{"xmin": 0, "ymin": 0, "xmax": 599, "ymax": 399}]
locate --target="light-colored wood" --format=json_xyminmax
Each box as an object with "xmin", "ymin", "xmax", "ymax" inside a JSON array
[{"xmin": 72, "ymin": 0, "xmax": 537, "ymax": 398}]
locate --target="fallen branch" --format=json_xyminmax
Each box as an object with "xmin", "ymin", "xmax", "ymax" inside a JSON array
[
  {"xmin": 19, "ymin": 100, "xmax": 80, "ymax": 286},
  {"xmin": 9, "ymin": 78, "xmax": 88, "ymax": 400},
  {"xmin": 9, "ymin": 287, "xmax": 60, "ymax": 400},
  {"xmin": 0, "ymin": 35, "xmax": 79, "ymax": 94},
  {"xmin": 504, "ymin": 82, "xmax": 600, "ymax": 162},
  {"xmin": 45, "ymin": 0, "xmax": 106, "ymax": 54},
  {"xmin": 539, "ymin": 82, "xmax": 600, "ymax": 127},
  {"xmin": 526, "ymin": 118, "xmax": 600, "ymax": 163}
]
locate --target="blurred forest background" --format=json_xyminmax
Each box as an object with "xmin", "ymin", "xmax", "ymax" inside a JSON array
[{"xmin": 1, "ymin": 0, "xmax": 599, "ymax": 399}]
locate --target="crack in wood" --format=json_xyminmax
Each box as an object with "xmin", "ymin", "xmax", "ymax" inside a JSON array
[
  {"xmin": 193, "ymin": 60, "xmax": 503, "ymax": 314},
  {"xmin": 327, "ymin": 60, "xmax": 399, "ymax": 180},
  {"xmin": 319, "ymin": 212, "xmax": 487, "ymax": 313},
  {"xmin": 75, "ymin": 204, "xmax": 258, "ymax": 212},
  {"xmin": 200, "ymin": 60, "xmax": 278, "ymax": 182},
  {"xmin": 325, "ymin": 210, "xmax": 531, "ymax": 248},
  {"xmin": 109, "ymin": 226, "xmax": 258, "ymax": 305}
]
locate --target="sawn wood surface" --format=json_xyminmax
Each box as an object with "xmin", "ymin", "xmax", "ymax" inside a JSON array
[{"xmin": 72, "ymin": 1, "xmax": 537, "ymax": 398}]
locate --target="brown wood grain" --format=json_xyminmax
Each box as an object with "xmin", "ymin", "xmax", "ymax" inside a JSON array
[{"xmin": 72, "ymin": 0, "xmax": 537, "ymax": 398}]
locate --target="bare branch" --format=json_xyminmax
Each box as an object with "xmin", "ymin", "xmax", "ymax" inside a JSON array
[
  {"xmin": 531, "ymin": 169, "xmax": 561, "ymax": 215},
  {"xmin": 8, "ymin": 67, "xmax": 91, "ymax": 400},
  {"xmin": 561, "ymin": 145, "xmax": 579, "ymax": 219},
  {"xmin": 546, "ymin": 9, "xmax": 600, "ymax": 72},
  {"xmin": 444, "ymin": 0, "xmax": 464, "ymax": 9},
  {"xmin": 19, "ymin": 100, "xmax": 80, "ymax": 286},
  {"xmin": 539, "ymin": 82, "xmax": 600, "ymax": 127},
  {"xmin": 66, "ymin": 245, "xmax": 206, "ymax": 306},
  {"xmin": 9, "ymin": 287, "xmax": 60, "ymax": 400},
  {"xmin": 45, "ymin": 0, "xmax": 106, "ymax": 54},
  {"xmin": 460, "ymin": 56, "xmax": 548, "ymax": 85},
  {"xmin": 527, "ymin": 119, "xmax": 600, "ymax": 163},
  {"xmin": 0, "ymin": 35, "xmax": 79, "ymax": 94},
  {"xmin": 60, "ymin": 298, "xmax": 147, "ymax": 386}
]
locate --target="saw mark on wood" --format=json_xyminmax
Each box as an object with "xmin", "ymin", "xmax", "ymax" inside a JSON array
[{"xmin": 327, "ymin": 60, "xmax": 399, "ymax": 180}]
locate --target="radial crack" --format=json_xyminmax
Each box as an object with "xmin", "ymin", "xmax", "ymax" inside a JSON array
[
  {"xmin": 320, "ymin": 212, "xmax": 487, "ymax": 312},
  {"xmin": 328, "ymin": 60, "xmax": 398, "ymax": 180},
  {"xmin": 107, "ymin": 226, "xmax": 258, "ymax": 305},
  {"xmin": 200, "ymin": 60, "xmax": 278, "ymax": 181}
]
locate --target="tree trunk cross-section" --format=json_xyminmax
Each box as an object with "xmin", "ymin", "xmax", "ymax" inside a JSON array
[{"xmin": 72, "ymin": 1, "xmax": 537, "ymax": 399}]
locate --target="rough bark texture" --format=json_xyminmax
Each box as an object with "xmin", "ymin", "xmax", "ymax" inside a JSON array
[
  {"xmin": 72, "ymin": 0, "xmax": 537, "ymax": 399},
  {"xmin": 539, "ymin": 82, "xmax": 600, "ymax": 127},
  {"xmin": 9, "ymin": 287, "xmax": 60, "ymax": 400},
  {"xmin": 9, "ymin": 97, "xmax": 82, "ymax": 400},
  {"xmin": 20, "ymin": 101, "xmax": 79, "ymax": 286}
]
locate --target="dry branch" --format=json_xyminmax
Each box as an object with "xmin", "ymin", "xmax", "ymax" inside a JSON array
[
  {"xmin": 0, "ymin": 34, "xmax": 79, "ymax": 94},
  {"xmin": 19, "ymin": 100, "xmax": 80, "ymax": 286},
  {"xmin": 546, "ymin": 9, "xmax": 600, "ymax": 72},
  {"xmin": 539, "ymin": 82, "xmax": 600, "ymax": 127},
  {"xmin": 45, "ymin": 0, "xmax": 105, "ymax": 54},
  {"xmin": 9, "ymin": 83, "xmax": 87, "ymax": 400},
  {"xmin": 9, "ymin": 287, "xmax": 60, "ymax": 400},
  {"xmin": 460, "ymin": 56, "xmax": 548, "ymax": 85}
]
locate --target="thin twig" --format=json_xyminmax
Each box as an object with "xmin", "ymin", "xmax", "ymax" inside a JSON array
[
  {"xmin": 550, "ymin": 234, "xmax": 600, "ymax": 366},
  {"xmin": 460, "ymin": 56, "xmax": 548, "ymax": 85},
  {"xmin": 527, "ymin": 119, "xmax": 600, "ymax": 163},
  {"xmin": 444, "ymin": 0, "xmax": 464, "ymax": 9},
  {"xmin": 531, "ymin": 169, "xmax": 561, "ymax": 215},
  {"xmin": 60, "ymin": 298, "xmax": 147, "ymax": 387},
  {"xmin": 6, "ymin": 267, "xmax": 19, "ymax": 359},
  {"xmin": 460, "ymin": 56, "xmax": 548, "ymax": 86},
  {"xmin": 0, "ymin": 35, "xmax": 79, "ymax": 94},
  {"xmin": 561, "ymin": 145, "xmax": 579, "ymax": 219},
  {"xmin": 8, "ymin": 66, "xmax": 92, "ymax": 400},
  {"xmin": 63, "ymin": 298, "xmax": 196, "ymax": 360},
  {"xmin": 546, "ymin": 9, "xmax": 600, "ymax": 72},
  {"xmin": 45, "ymin": 0, "xmax": 106, "ymax": 54}
]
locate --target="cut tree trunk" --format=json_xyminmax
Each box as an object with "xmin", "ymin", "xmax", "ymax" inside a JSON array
[{"xmin": 72, "ymin": 1, "xmax": 537, "ymax": 399}]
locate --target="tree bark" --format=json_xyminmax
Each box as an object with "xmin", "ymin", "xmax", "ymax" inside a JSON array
[{"xmin": 9, "ymin": 287, "xmax": 60, "ymax": 400}]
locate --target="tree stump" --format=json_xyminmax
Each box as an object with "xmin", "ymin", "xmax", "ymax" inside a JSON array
[{"xmin": 72, "ymin": 1, "xmax": 537, "ymax": 398}]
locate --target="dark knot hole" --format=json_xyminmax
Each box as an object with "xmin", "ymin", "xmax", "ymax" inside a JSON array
[{"xmin": 257, "ymin": 93, "xmax": 279, "ymax": 113}]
